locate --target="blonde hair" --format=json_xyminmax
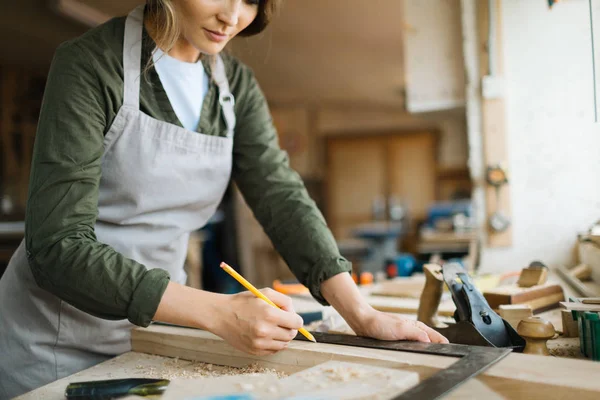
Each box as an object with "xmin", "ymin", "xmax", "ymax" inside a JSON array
[
  {"xmin": 144, "ymin": 0, "xmax": 281, "ymax": 64},
  {"xmin": 146, "ymin": 0, "xmax": 181, "ymax": 57}
]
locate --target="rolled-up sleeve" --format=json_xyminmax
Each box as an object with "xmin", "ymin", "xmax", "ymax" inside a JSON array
[
  {"xmin": 25, "ymin": 41, "xmax": 169, "ymax": 327},
  {"xmin": 231, "ymin": 69, "xmax": 351, "ymax": 305}
]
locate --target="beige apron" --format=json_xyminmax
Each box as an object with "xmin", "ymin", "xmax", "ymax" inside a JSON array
[{"xmin": 0, "ymin": 5, "xmax": 235, "ymax": 398}]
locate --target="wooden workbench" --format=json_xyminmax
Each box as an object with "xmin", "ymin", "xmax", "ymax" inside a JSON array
[
  {"xmin": 19, "ymin": 325, "xmax": 600, "ymax": 400},
  {"xmin": 16, "ymin": 268, "xmax": 596, "ymax": 399}
]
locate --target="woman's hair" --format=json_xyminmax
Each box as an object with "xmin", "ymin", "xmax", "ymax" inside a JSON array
[{"xmin": 145, "ymin": 0, "xmax": 281, "ymax": 56}]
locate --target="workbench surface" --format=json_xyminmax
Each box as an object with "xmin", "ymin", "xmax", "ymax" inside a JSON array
[
  {"xmin": 15, "ymin": 270, "xmax": 590, "ymax": 399},
  {"xmin": 15, "ymin": 352, "xmax": 287, "ymax": 400}
]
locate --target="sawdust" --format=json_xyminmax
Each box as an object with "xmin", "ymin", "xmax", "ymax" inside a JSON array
[
  {"xmin": 548, "ymin": 337, "xmax": 585, "ymax": 359},
  {"xmin": 110, "ymin": 353, "xmax": 287, "ymax": 380}
]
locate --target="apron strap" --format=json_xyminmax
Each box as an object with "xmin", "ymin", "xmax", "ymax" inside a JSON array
[
  {"xmin": 213, "ymin": 56, "xmax": 237, "ymax": 138},
  {"xmin": 123, "ymin": 5, "xmax": 144, "ymax": 109}
]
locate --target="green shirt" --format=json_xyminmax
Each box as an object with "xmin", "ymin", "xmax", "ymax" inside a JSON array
[{"xmin": 24, "ymin": 15, "xmax": 351, "ymax": 327}]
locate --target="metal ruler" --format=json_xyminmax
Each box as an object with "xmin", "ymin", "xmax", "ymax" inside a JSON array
[{"xmin": 298, "ymin": 332, "xmax": 511, "ymax": 400}]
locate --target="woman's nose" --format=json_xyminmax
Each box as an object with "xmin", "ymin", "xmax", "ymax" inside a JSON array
[{"xmin": 218, "ymin": 0, "xmax": 242, "ymax": 27}]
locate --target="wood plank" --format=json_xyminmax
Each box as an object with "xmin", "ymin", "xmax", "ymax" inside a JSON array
[
  {"xmin": 15, "ymin": 352, "xmax": 285, "ymax": 400},
  {"xmin": 18, "ymin": 350, "xmax": 500, "ymax": 400},
  {"xmin": 372, "ymin": 276, "xmax": 426, "ymax": 298},
  {"xmin": 367, "ymin": 295, "xmax": 456, "ymax": 317},
  {"xmin": 131, "ymin": 325, "xmax": 600, "ymax": 399},
  {"xmin": 483, "ymin": 283, "xmax": 565, "ymax": 311},
  {"xmin": 560, "ymin": 302, "xmax": 600, "ymax": 312},
  {"xmin": 275, "ymin": 361, "xmax": 419, "ymax": 399},
  {"xmin": 479, "ymin": 0, "xmax": 512, "ymax": 247},
  {"xmin": 162, "ymin": 374, "xmax": 280, "ymax": 400}
]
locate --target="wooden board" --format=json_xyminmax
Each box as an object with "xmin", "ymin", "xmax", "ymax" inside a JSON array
[
  {"xmin": 483, "ymin": 283, "xmax": 565, "ymax": 311},
  {"xmin": 478, "ymin": 0, "xmax": 512, "ymax": 247},
  {"xmin": 162, "ymin": 374, "xmax": 281, "ymax": 400},
  {"xmin": 372, "ymin": 276, "xmax": 426, "ymax": 298},
  {"xmin": 131, "ymin": 325, "xmax": 600, "ymax": 399},
  {"xmin": 560, "ymin": 302, "xmax": 600, "ymax": 312},
  {"xmin": 18, "ymin": 350, "xmax": 501, "ymax": 400},
  {"xmin": 14, "ymin": 352, "xmax": 284, "ymax": 400},
  {"xmin": 161, "ymin": 362, "xmax": 415, "ymax": 400},
  {"xmin": 165, "ymin": 361, "xmax": 418, "ymax": 400},
  {"xmin": 367, "ymin": 295, "xmax": 456, "ymax": 317},
  {"xmin": 275, "ymin": 361, "xmax": 418, "ymax": 399}
]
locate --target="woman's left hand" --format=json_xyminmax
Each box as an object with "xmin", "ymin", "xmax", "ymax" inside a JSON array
[
  {"xmin": 352, "ymin": 309, "xmax": 449, "ymax": 344},
  {"xmin": 321, "ymin": 272, "xmax": 448, "ymax": 344}
]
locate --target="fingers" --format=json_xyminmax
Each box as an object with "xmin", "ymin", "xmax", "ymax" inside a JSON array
[
  {"xmin": 396, "ymin": 320, "xmax": 431, "ymax": 343},
  {"xmin": 258, "ymin": 288, "xmax": 303, "ymax": 329},
  {"xmin": 248, "ymin": 338, "xmax": 289, "ymax": 355},
  {"xmin": 270, "ymin": 326, "xmax": 299, "ymax": 342},
  {"xmin": 394, "ymin": 320, "xmax": 449, "ymax": 344},
  {"xmin": 416, "ymin": 321, "xmax": 449, "ymax": 344},
  {"xmin": 260, "ymin": 288, "xmax": 295, "ymax": 313},
  {"xmin": 263, "ymin": 304, "xmax": 304, "ymax": 330}
]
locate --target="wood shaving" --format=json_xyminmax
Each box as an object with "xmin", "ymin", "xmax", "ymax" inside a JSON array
[{"xmin": 124, "ymin": 353, "xmax": 287, "ymax": 380}]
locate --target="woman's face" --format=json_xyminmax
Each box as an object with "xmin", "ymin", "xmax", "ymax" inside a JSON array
[{"xmin": 173, "ymin": 0, "xmax": 259, "ymax": 55}]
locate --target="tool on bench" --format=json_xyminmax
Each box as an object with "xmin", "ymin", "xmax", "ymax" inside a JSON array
[
  {"xmin": 297, "ymin": 332, "xmax": 511, "ymax": 400},
  {"xmin": 517, "ymin": 317, "xmax": 557, "ymax": 355},
  {"xmin": 65, "ymin": 378, "xmax": 169, "ymax": 399},
  {"xmin": 418, "ymin": 262, "xmax": 526, "ymax": 350}
]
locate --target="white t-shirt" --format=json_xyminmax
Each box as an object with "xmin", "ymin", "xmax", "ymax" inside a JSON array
[{"xmin": 152, "ymin": 48, "xmax": 210, "ymax": 131}]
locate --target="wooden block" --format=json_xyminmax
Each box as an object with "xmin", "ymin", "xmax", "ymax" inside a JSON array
[
  {"xmin": 367, "ymin": 295, "xmax": 456, "ymax": 317},
  {"xmin": 498, "ymin": 304, "xmax": 532, "ymax": 330},
  {"xmin": 561, "ymin": 309, "xmax": 579, "ymax": 338},
  {"xmin": 556, "ymin": 266, "xmax": 600, "ymax": 297},
  {"xmin": 578, "ymin": 241, "xmax": 600, "ymax": 283},
  {"xmin": 560, "ymin": 302, "xmax": 600, "ymax": 312},
  {"xmin": 570, "ymin": 264, "xmax": 592, "ymax": 281},
  {"xmin": 582, "ymin": 298, "xmax": 600, "ymax": 305},
  {"xmin": 517, "ymin": 266, "xmax": 548, "ymax": 288},
  {"xmin": 483, "ymin": 283, "xmax": 565, "ymax": 312},
  {"xmin": 373, "ymin": 276, "xmax": 425, "ymax": 298}
]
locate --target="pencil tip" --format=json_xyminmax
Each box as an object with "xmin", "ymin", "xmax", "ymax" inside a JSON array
[{"xmin": 310, "ymin": 337, "xmax": 317, "ymax": 343}]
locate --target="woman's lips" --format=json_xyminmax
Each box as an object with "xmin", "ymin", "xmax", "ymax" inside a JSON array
[{"xmin": 203, "ymin": 29, "xmax": 228, "ymax": 43}]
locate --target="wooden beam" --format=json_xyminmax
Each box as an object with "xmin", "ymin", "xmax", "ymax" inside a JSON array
[
  {"xmin": 132, "ymin": 325, "xmax": 600, "ymax": 399},
  {"xmin": 479, "ymin": 0, "xmax": 512, "ymax": 247}
]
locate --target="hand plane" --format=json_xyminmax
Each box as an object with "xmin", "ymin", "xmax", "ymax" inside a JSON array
[{"xmin": 418, "ymin": 262, "xmax": 525, "ymax": 351}]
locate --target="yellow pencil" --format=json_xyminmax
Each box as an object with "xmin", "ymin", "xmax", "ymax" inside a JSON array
[{"xmin": 220, "ymin": 262, "xmax": 316, "ymax": 343}]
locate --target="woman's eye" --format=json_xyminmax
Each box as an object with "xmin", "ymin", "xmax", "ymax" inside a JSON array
[{"xmin": 245, "ymin": 0, "xmax": 260, "ymax": 5}]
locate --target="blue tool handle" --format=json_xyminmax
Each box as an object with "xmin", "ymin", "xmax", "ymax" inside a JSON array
[{"xmin": 65, "ymin": 378, "xmax": 169, "ymax": 399}]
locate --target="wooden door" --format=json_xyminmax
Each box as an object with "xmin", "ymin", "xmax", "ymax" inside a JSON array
[
  {"xmin": 326, "ymin": 137, "xmax": 387, "ymax": 239},
  {"xmin": 326, "ymin": 132, "xmax": 437, "ymax": 240},
  {"xmin": 388, "ymin": 132, "xmax": 437, "ymax": 221}
]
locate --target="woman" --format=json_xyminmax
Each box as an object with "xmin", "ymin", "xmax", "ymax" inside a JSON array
[{"xmin": 0, "ymin": 1, "xmax": 447, "ymax": 397}]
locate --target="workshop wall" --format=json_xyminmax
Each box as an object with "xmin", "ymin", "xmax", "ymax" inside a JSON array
[{"xmin": 481, "ymin": 0, "xmax": 600, "ymax": 271}]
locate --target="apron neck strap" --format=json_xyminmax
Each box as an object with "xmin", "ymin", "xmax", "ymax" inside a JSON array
[
  {"xmin": 123, "ymin": 5, "xmax": 144, "ymax": 109},
  {"xmin": 213, "ymin": 56, "xmax": 236, "ymax": 137}
]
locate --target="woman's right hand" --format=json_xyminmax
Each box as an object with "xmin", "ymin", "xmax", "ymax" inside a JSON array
[{"xmin": 211, "ymin": 288, "xmax": 304, "ymax": 356}]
